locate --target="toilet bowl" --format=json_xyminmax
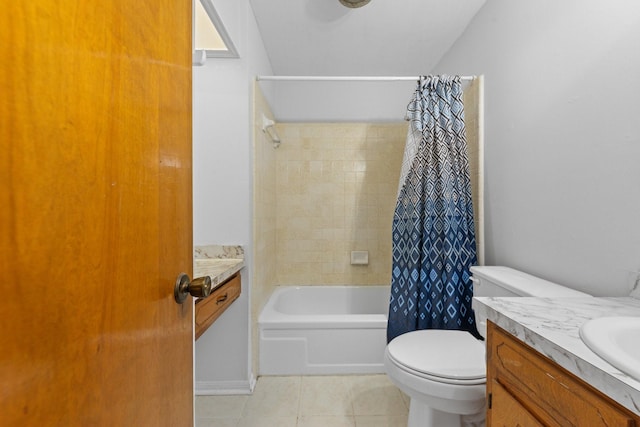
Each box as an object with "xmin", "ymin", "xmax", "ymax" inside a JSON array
[
  {"xmin": 384, "ymin": 330, "xmax": 486, "ymax": 427},
  {"xmin": 384, "ymin": 266, "xmax": 592, "ymax": 427}
]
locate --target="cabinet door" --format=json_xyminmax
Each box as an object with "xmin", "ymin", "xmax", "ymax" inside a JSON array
[
  {"xmin": 195, "ymin": 273, "xmax": 241, "ymax": 339},
  {"xmin": 490, "ymin": 380, "xmax": 544, "ymax": 427},
  {"xmin": 488, "ymin": 322, "xmax": 639, "ymax": 427}
]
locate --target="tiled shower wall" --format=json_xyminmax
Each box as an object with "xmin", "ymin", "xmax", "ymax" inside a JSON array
[
  {"xmin": 274, "ymin": 123, "xmax": 406, "ymax": 285},
  {"xmin": 253, "ymin": 87, "xmax": 278, "ymax": 302},
  {"xmin": 464, "ymin": 77, "xmax": 484, "ymax": 265},
  {"xmin": 252, "ymin": 85, "xmax": 278, "ymax": 376}
]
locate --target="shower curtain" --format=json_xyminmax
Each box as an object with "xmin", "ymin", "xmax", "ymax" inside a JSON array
[{"xmin": 387, "ymin": 75, "xmax": 479, "ymax": 343}]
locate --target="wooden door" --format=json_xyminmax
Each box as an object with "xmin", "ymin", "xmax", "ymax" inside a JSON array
[{"xmin": 0, "ymin": 1, "xmax": 193, "ymax": 425}]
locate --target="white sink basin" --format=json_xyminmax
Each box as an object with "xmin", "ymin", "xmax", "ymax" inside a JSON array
[{"xmin": 580, "ymin": 317, "xmax": 640, "ymax": 381}]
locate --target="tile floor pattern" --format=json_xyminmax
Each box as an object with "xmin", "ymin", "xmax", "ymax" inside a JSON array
[{"xmin": 196, "ymin": 374, "xmax": 410, "ymax": 427}]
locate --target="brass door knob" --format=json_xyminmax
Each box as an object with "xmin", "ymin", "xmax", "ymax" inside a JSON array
[{"xmin": 174, "ymin": 273, "xmax": 212, "ymax": 304}]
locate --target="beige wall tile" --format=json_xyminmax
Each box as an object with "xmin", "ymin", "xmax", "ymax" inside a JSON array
[
  {"xmin": 271, "ymin": 122, "xmax": 408, "ymax": 286},
  {"xmin": 252, "ymin": 84, "xmax": 279, "ymax": 376},
  {"xmin": 464, "ymin": 79, "xmax": 483, "ymax": 262}
]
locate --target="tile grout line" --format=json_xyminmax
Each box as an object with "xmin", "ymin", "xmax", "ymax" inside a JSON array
[
  {"xmin": 239, "ymin": 394, "xmax": 250, "ymax": 426},
  {"xmin": 237, "ymin": 393, "xmax": 249, "ymax": 426},
  {"xmin": 296, "ymin": 375, "xmax": 303, "ymax": 426},
  {"xmin": 347, "ymin": 375, "xmax": 357, "ymax": 421}
]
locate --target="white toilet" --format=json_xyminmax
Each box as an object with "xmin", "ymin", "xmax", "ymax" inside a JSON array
[{"xmin": 384, "ymin": 266, "xmax": 591, "ymax": 427}]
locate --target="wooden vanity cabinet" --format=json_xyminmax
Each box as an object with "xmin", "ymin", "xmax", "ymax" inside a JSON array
[
  {"xmin": 487, "ymin": 321, "xmax": 640, "ymax": 426},
  {"xmin": 195, "ymin": 273, "xmax": 241, "ymax": 340}
]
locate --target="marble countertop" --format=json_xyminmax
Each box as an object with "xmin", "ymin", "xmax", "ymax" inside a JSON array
[
  {"xmin": 194, "ymin": 258, "xmax": 244, "ymax": 291},
  {"xmin": 473, "ymin": 296, "xmax": 640, "ymax": 415},
  {"xmin": 193, "ymin": 244, "xmax": 244, "ymax": 293}
]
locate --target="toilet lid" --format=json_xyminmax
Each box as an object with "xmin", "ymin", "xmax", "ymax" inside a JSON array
[{"xmin": 387, "ymin": 330, "xmax": 486, "ymax": 381}]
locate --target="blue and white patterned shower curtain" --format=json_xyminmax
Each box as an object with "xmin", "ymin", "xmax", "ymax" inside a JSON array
[{"xmin": 387, "ymin": 75, "xmax": 479, "ymax": 343}]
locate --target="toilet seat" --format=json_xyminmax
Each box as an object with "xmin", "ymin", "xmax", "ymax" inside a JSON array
[{"xmin": 386, "ymin": 330, "xmax": 486, "ymax": 385}]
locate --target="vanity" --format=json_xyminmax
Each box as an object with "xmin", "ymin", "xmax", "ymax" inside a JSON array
[
  {"xmin": 193, "ymin": 245, "xmax": 244, "ymax": 339},
  {"xmin": 473, "ymin": 296, "xmax": 640, "ymax": 425}
]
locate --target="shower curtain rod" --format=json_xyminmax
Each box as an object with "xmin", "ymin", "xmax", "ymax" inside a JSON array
[{"xmin": 256, "ymin": 75, "xmax": 475, "ymax": 82}]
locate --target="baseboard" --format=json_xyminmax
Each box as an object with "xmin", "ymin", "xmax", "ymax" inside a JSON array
[{"xmin": 195, "ymin": 375, "xmax": 256, "ymax": 395}]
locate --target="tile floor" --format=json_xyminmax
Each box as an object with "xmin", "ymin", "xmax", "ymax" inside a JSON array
[{"xmin": 196, "ymin": 374, "xmax": 409, "ymax": 427}]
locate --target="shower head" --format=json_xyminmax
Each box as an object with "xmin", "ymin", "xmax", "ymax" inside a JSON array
[{"xmin": 339, "ymin": 0, "xmax": 371, "ymax": 8}]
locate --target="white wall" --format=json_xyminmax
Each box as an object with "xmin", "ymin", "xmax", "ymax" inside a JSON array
[
  {"xmin": 433, "ymin": 0, "xmax": 640, "ymax": 296},
  {"xmin": 262, "ymin": 79, "xmax": 417, "ymax": 122},
  {"xmin": 192, "ymin": 0, "xmax": 272, "ymax": 392}
]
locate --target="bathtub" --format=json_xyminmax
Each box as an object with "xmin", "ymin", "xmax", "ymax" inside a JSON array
[{"xmin": 258, "ymin": 285, "xmax": 390, "ymax": 375}]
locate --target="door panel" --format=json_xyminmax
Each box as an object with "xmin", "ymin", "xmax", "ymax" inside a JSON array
[
  {"xmin": 490, "ymin": 380, "xmax": 545, "ymax": 427},
  {"xmin": 0, "ymin": 1, "xmax": 193, "ymax": 425}
]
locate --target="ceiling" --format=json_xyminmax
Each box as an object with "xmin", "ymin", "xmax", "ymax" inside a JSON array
[{"xmin": 249, "ymin": 0, "xmax": 486, "ymax": 76}]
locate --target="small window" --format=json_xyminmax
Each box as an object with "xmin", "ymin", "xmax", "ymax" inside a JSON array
[{"xmin": 194, "ymin": 0, "xmax": 238, "ymax": 58}]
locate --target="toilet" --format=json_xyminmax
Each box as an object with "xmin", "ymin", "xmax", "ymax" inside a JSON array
[{"xmin": 384, "ymin": 266, "xmax": 591, "ymax": 427}]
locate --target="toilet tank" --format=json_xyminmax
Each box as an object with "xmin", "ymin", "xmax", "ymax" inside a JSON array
[{"xmin": 470, "ymin": 266, "xmax": 591, "ymax": 298}]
